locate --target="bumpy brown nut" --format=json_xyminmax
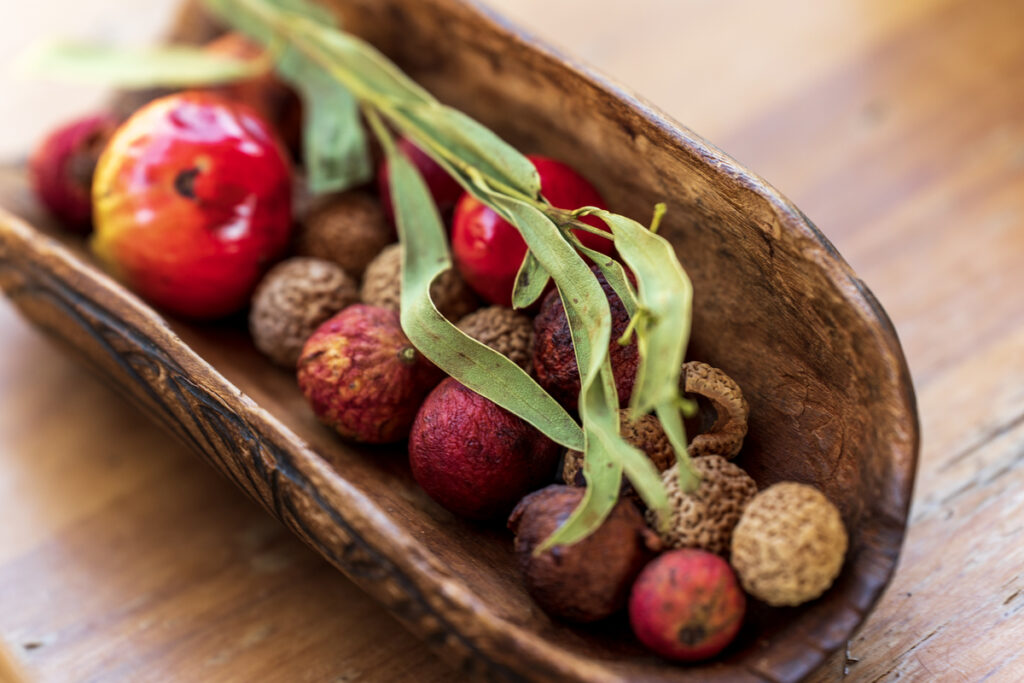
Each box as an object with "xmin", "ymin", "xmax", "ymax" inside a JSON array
[
  {"xmin": 297, "ymin": 191, "xmax": 394, "ymax": 278},
  {"xmin": 361, "ymin": 243, "xmax": 478, "ymax": 321},
  {"xmin": 249, "ymin": 257, "xmax": 359, "ymax": 367},
  {"xmin": 730, "ymin": 482, "xmax": 848, "ymax": 606},
  {"xmin": 562, "ymin": 411, "xmax": 675, "ymax": 498},
  {"xmin": 645, "ymin": 455, "xmax": 757, "ymax": 555},
  {"xmin": 682, "ymin": 361, "xmax": 749, "ymax": 458},
  {"xmin": 456, "ymin": 306, "xmax": 534, "ymax": 369}
]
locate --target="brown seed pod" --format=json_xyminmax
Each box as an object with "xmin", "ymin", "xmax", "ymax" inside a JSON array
[
  {"xmin": 361, "ymin": 243, "xmax": 478, "ymax": 321},
  {"xmin": 646, "ymin": 455, "xmax": 757, "ymax": 555},
  {"xmin": 682, "ymin": 361, "xmax": 749, "ymax": 458},
  {"xmin": 730, "ymin": 482, "xmax": 848, "ymax": 606},
  {"xmin": 456, "ymin": 306, "xmax": 535, "ymax": 369},
  {"xmin": 562, "ymin": 411, "xmax": 675, "ymax": 498},
  {"xmin": 249, "ymin": 257, "xmax": 359, "ymax": 367},
  {"xmin": 508, "ymin": 485, "xmax": 661, "ymax": 623},
  {"xmin": 297, "ymin": 191, "xmax": 394, "ymax": 279}
]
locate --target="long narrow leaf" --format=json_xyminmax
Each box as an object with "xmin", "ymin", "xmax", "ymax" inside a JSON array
[
  {"xmin": 375, "ymin": 116, "xmax": 583, "ymax": 451},
  {"xmin": 512, "ymin": 251, "xmax": 550, "ymax": 310},
  {"xmin": 277, "ymin": 47, "xmax": 370, "ymax": 193},
  {"xmin": 16, "ymin": 42, "xmax": 268, "ymax": 88}
]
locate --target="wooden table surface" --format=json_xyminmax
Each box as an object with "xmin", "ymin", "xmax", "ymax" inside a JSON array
[{"xmin": 2, "ymin": 0, "xmax": 1023, "ymax": 681}]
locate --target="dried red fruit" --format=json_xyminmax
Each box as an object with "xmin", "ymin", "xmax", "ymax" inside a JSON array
[
  {"xmin": 30, "ymin": 112, "xmax": 117, "ymax": 232},
  {"xmin": 298, "ymin": 304, "xmax": 443, "ymax": 443},
  {"xmin": 629, "ymin": 549, "xmax": 745, "ymax": 661},
  {"xmin": 409, "ymin": 378, "xmax": 560, "ymax": 520},
  {"xmin": 532, "ymin": 265, "xmax": 638, "ymax": 410}
]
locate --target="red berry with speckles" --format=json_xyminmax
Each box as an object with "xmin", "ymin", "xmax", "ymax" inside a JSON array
[
  {"xmin": 377, "ymin": 137, "xmax": 463, "ymax": 223},
  {"xmin": 297, "ymin": 304, "xmax": 443, "ymax": 444},
  {"xmin": 30, "ymin": 112, "xmax": 117, "ymax": 232},
  {"xmin": 629, "ymin": 549, "xmax": 746, "ymax": 662},
  {"xmin": 409, "ymin": 378, "xmax": 561, "ymax": 520},
  {"xmin": 451, "ymin": 156, "xmax": 612, "ymax": 307},
  {"xmin": 91, "ymin": 92, "xmax": 293, "ymax": 319}
]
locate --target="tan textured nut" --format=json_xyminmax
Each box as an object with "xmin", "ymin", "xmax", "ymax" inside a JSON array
[
  {"xmin": 361, "ymin": 243, "xmax": 478, "ymax": 321},
  {"xmin": 682, "ymin": 361, "xmax": 749, "ymax": 458},
  {"xmin": 456, "ymin": 306, "xmax": 534, "ymax": 369},
  {"xmin": 297, "ymin": 191, "xmax": 394, "ymax": 278},
  {"xmin": 645, "ymin": 455, "xmax": 757, "ymax": 555},
  {"xmin": 563, "ymin": 411, "xmax": 676, "ymax": 497},
  {"xmin": 730, "ymin": 482, "xmax": 848, "ymax": 606},
  {"xmin": 249, "ymin": 257, "xmax": 359, "ymax": 367}
]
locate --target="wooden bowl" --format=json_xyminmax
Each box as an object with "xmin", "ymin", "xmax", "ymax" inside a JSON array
[{"xmin": 0, "ymin": 0, "xmax": 919, "ymax": 680}]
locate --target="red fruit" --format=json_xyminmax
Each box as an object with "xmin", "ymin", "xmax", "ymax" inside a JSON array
[
  {"xmin": 451, "ymin": 155, "xmax": 612, "ymax": 306},
  {"xmin": 297, "ymin": 304, "xmax": 443, "ymax": 443},
  {"xmin": 30, "ymin": 113, "xmax": 117, "ymax": 232},
  {"xmin": 377, "ymin": 137, "xmax": 463, "ymax": 223},
  {"xmin": 629, "ymin": 549, "xmax": 746, "ymax": 662},
  {"xmin": 92, "ymin": 92, "xmax": 293, "ymax": 319},
  {"xmin": 532, "ymin": 265, "xmax": 638, "ymax": 410},
  {"xmin": 409, "ymin": 378, "xmax": 560, "ymax": 520}
]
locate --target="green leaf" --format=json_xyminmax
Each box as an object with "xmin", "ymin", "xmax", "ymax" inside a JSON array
[
  {"xmin": 512, "ymin": 251, "xmax": 550, "ymax": 310},
  {"xmin": 584, "ymin": 208, "xmax": 700, "ymax": 494},
  {"xmin": 271, "ymin": 0, "xmax": 337, "ymax": 25},
  {"xmin": 301, "ymin": 27, "xmax": 436, "ymax": 105},
  {"xmin": 203, "ymin": 0, "xmax": 337, "ymax": 47},
  {"xmin": 277, "ymin": 47, "xmax": 370, "ymax": 194},
  {"xmin": 585, "ymin": 210, "xmax": 693, "ymax": 417},
  {"xmin": 394, "ymin": 103, "xmax": 541, "ymax": 199},
  {"xmin": 571, "ymin": 239, "xmax": 638, "ymax": 317},
  {"xmin": 372, "ymin": 113, "xmax": 583, "ymax": 451},
  {"xmin": 15, "ymin": 41, "xmax": 268, "ymax": 88},
  {"xmin": 475, "ymin": 198, "xmax": 637, "ymax": 549}
]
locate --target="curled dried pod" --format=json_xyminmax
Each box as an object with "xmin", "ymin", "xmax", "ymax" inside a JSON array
[
  {"xmin": 646, "ymin": 455, "xmax": 757, "ymax": 555},
  {"xmin": 456, "ymin": 306, "xmax": 535, "ymax": 369},
  {"xmin": 361, "ymin": 243, "xmax": 478, "ymax": 321},
  {"xmin": 297, "ymin": 191, "xmax": 394, "ymax": 279},
  {"xmin": 730, "ymin": 482, "xmax": 848, "ymax": 606},
  {"xmin": 562, "ymin": 411, "xmax": 675, "ymax": 498},
  {"xmin": 508, "ymin": 485, "xmax": 661, "ymax": 623},
  {"xmin": 249, "ymin": 257, "xmax": 359, "ymax": 368},
  {"xmin": 682, "ymin": 361, "xmax": 749, "ymax": 458}
]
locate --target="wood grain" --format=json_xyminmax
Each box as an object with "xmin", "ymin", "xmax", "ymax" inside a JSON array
[{"xmin": 1, "ymin": 0, "xmax": 1021, "ymax": 681}]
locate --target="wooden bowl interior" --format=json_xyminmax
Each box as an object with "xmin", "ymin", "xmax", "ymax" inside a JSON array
[{"xmin": 0, "ymin": 1, "xmax": 917, "ymax": 679}]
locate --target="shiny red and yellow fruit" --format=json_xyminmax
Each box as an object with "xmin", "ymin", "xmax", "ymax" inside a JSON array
[{"xmin": 92, "ymin": 92, "xmax": 293, "ymax": 319}]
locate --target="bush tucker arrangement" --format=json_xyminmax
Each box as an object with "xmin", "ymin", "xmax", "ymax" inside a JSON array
[{"xmin": 25, "ymin": 0, "xmax": 850, "ymax": 664}]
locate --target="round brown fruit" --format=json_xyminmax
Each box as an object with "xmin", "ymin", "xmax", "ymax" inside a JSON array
[
  {"xmin": 409, "ymin": 378, "xmax": 560, "ymax": 520},
  {"xmin": 508, "ymin": 485, "xmax": 661, "ymax": 623}
]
